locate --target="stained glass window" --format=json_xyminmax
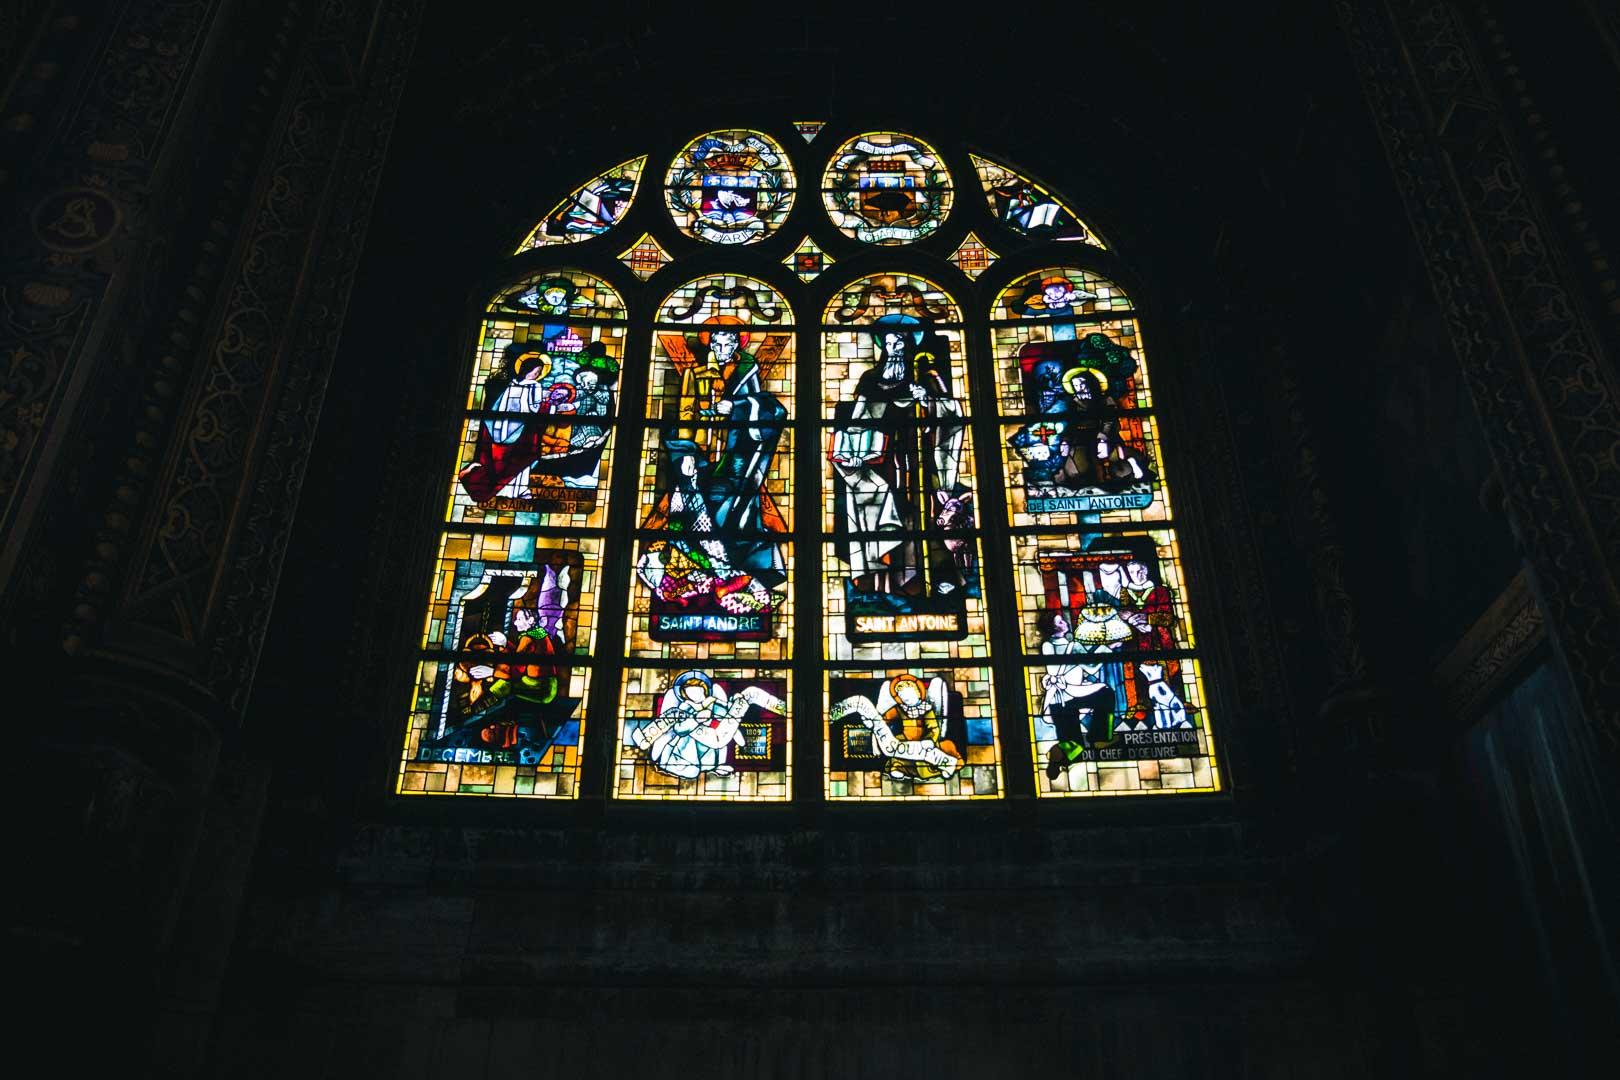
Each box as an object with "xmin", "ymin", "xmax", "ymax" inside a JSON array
[
  {"xmin": 992, "ymin": 269, "xmax": 1219, "ymax": 796},
  {"xmin": 402, "ymin": 126, "xmax": 1222, "ymax": 804},
  {"xmin": 516, "ymin": 157, "xmax": 646, "ymax": 251},
  {"xmin": 618, "ymin": 275, "xmax": 795, "ymax": 800},
  {"xmin": 400, "ymin": 270, "xmax": 624, "ymax": 797}
]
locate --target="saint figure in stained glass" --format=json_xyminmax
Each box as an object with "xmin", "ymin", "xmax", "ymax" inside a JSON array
[
  {"xmin": 828, "ymin": 313, "xmax": 977, "ymax": 636},
  {"xmin": 1006, "ymin": 331, "xmax": 1153, "ymax": 516},
  {"xmin": 458, "ymin": 337, "xmax": 618, "ymax": 512},
  {"xmin": 639, "ymin": 318, "xmax": 788, "ymax": 639}
]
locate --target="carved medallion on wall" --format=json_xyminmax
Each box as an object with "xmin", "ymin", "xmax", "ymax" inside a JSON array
[{"xmin": 32, "ymin": 186, "xmax": 122, "ymax": 253}]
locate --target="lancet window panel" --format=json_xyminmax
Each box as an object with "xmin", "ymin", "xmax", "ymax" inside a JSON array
[
  {"xmin": 399, "ymin": 268, "xmax": 627, "ymax": 799},
  {"xmin": 817, "ymin": 272, "xmax": 1000, "ymax": 798},
  {"xmin": 614, "ymin": 273, "xmax": 800, "ymax": 799},
  {"xmin": 993, "ymin": 267, "xmax": 1220, "ymax": 798}
]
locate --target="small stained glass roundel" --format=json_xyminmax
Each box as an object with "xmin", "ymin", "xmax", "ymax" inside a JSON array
[
  {"xmin": 665, "ymin": 129, "xmax": 797, "ymax": 245},
  {"xmin": 822, "ymin": 131, "xmax": 953, "ymax": 245}
]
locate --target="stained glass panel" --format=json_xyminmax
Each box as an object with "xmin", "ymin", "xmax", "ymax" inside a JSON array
[
  {"xmin": 417, "ymin": 532, "xmax": 602, "ymax": 656},
  {"xmin": 1011, "ymin": 532, "xmax": 1196, "ymax": 656},
  {"xmin": 784, "ymin": 235, "xmax": 831, "ymax": 282},
  {"xmin": 516, "ymin": 156, "xmax": 645, "ymax": 251},
  {"xmin": 402, "ymin": 666, "xmax": 591, "ymax": 796},
  {"xmin": 991, "ymin": 320, "xmax": 1153, "ymax": 415},
  {"xmin": 1024, "ymin": 658, "xmax": 1217, "ymax": 796},
  {"xmin": 618, "ymin": 232, "xmax": 670, "ymax": 279},
  {"xmin": 991, "ymin": 268, "xmax": 1134, "ymax": 321},
  {"xmin": 452, "ymin": 315, "xmax": 624, "ymax": 529},
  {"xmin": 630, "ymin": 275, "xmax": 798, "ymax": 676},
  {"xmin": 820, "ymin": 274, "xmax": 970, "ymax": 416},
  {"xmin": 990, "ymin": 268, "xmax": 1169, "ymax": 529},
  {"xmin": 999, "ymin": 416, "xmax": 1169, "ymax": 527},
  {"xmin": 823, "ymin": 132, "xmax": 953, "ymax": 244},
  {"xmin": 821, "ymin": 540, "xmax": 988, "ymax": 663},
  {"xmin": 402, "ymin": 530, "xmax": 600, "ymax": 793},
  {"xmin": 993, "ymin": 266, "xmax": 1218, "ymax": 797},
  {"xmin": 947, "ymin": 231, "xmax": 998, "ymax": 279},
  {"xmin": 400, "ymin": 270, "xmax": 625, "ymax": 799},
  {"xmin": 825, "ymin": 667, "xmax": 1000, "ymax": 800},
  {"xmin": 616, "ymin": 667, "xmax": 792, "ymax": 800},
  {"xmin": 665, "ymin": 130, "xmax": 796, "ymax": 245},
  {"xmin": 971, "ymin": 154, "xmax": 1104, "ymax": 246}
]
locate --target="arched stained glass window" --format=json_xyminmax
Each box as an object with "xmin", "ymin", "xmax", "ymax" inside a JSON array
[
  {"xmin": 400, "ymin": 271, "xmax": 625, "ymax": 797},
  {"xmin": 619, "ymin": 274, "xmax": 796, "ymax": 801},
  {"xmin": 398, "ymin": 126, "xmax": 1221, "ymax": 802},
  {"xmin": 992, "ymin": 268, "xmax": 1217, "ymax": 795}
]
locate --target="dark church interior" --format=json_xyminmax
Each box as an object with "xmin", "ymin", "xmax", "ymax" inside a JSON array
[{"xmin": 5, "ymin": 1, "xmax": 1618, "ymax": 1075}]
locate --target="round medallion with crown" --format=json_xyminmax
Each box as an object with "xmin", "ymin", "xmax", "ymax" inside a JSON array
[{"xmin": 665, "ymin": 129, "xmax": 796, "ymax": 246}]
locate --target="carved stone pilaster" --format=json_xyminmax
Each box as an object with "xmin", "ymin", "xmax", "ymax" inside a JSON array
[
  {"xmin": 67, "ymin": 0, "xmax": 423, "ymax": 712},
  {"xmin": 1434, "ymin": 568, "xmax": 1545, "ymax": 718},
  {"xmin": 1338, "ymin": 0, "xmax": 1620, "ymax": 753},
  {"xmin": 1, "ymin": 1, "xmax": 225, "ymax": 602},
  {"xmin": 9, "ymin": 1, "xmax": 422, "ymax": 1060}
]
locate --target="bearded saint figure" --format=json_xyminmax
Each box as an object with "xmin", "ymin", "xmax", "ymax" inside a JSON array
[{"xmin": 828, "ymin": 314, "xmax": 965, "ymax": 596}]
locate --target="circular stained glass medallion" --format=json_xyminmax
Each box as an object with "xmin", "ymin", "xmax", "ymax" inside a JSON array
[
  {"xmin": 665, "ymin": 129, "xmax": 796, "ymax": 246},
  {"xmin": 822, "ymin": 131, "xmax": 953, "ymax": 245}
]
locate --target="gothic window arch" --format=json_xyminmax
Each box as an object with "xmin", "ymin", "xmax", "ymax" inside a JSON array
[{"xmin": 398, "ymin": 125, "xmax": 1221, "ymax": 803}]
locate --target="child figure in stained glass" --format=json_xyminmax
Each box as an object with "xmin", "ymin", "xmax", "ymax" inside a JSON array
[
  {"xmin": 879, "ymin": 674, "xmax": 960, "ymax": 782},
  {"xmin": 565, "ymin": 353, "xmax": 617, "ymax": 471}
]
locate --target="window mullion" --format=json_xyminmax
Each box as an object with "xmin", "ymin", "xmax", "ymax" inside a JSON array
[
  {"xmin": 968, "ymin": 311, "xmax": 1037, "ymax": 798},
  {"xmin": 579, "ymin": 315, "xmax": 654, "ymax": 802},
  {"xmin": 792, "ymin": 318, "xmax": 824, "ymax": 812}
]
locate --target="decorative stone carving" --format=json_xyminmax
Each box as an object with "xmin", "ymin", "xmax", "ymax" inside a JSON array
[{"xmin": 1337, "ymin": 0, "xmax": 1620, "ymax": 751}]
